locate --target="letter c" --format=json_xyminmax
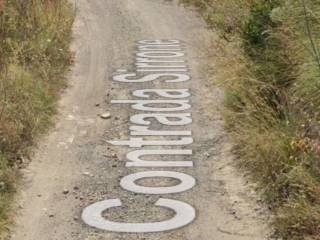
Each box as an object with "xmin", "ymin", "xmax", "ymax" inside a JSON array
[{"xmin": 81, "ymin": 198, "xmax": 195, "ymax": 233}]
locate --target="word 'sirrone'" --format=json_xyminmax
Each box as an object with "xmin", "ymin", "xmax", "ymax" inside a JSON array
[{"xmin": 82, "ymin": 40, "xmax": 196, "ymax": 233}]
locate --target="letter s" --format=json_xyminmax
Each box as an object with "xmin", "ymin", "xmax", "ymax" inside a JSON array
[
  {"xmin": 81, "ymin": 198, "xmax": 195, "ymax": 233},
  {"xmin": 113, "ymin": 73, "xmax": 190, "ymax": 83}
]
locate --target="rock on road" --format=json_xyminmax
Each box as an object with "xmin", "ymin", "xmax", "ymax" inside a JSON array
[{"xmin": 11, "ymin": 0, "xmax": 270, "ymax": 239}]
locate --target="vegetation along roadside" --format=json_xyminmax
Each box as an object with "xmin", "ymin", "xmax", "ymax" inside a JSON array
[
  {"xmin": 180, "ymin": 0, "xmax": 320, "ymax": 239},
  {"xmin": 0, "ymin": 0, "xmax": 74, "ymax": 237}
]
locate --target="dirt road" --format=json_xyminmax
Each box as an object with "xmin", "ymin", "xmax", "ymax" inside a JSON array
[{"xmin": 11, "ymin": 0, "xmax": 270, "ymax": 239}]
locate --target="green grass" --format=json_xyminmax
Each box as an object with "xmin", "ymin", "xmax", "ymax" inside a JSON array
[
  {"xmin": 180, "ymin": 0, "xmax": 320, "ymax": 239},
  {"xmin": 0, "ymin": 0, "xmax": 74, "ymax": 236}
]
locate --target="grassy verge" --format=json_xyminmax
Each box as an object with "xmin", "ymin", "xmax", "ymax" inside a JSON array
[
  {"xmin": 180, "ymin": 0, "xmax": 320, "ymax": 239},
  {"xmin": 0, "ymin": 0, "xmax": 74, "ymax": 236}
]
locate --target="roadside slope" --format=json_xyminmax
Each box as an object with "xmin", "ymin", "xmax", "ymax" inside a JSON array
[
  {"xmin": 0, "ymin": 1, "xmax": 73, "ymax": 237},
  {"xmin": 180, "ymin": 1, "xmax": 320, "ymax": 239}
]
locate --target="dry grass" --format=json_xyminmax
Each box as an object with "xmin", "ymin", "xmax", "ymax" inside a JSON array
[
  {"xmin": 180, "ymin": 0, "xmax": 320, "ymax": 239},
  {"xmin": 0, "ymin": 0, "xmax": 74, "ymax": 236}
]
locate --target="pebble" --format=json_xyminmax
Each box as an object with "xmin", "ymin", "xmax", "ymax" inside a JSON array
[
  {"xmin": 100, "ymin": 112, "xmax": 111, "ymax": 119},
  {"xmin": 0, "ymin": 182, "xmax": 5, "ymax": 191},
  {"xmin": 63, "ymin": 189, "xmax": 69, "ymax": 194},
  {"xmin": 82, "ymin": 171, "xmax": 92, "ymax": 176}
]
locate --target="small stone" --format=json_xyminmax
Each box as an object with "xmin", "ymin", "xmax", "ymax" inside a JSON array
[
  {"xmin": 49, "ymin": 213, "xmax": 55, "ymax": 218},
  {"xmin": 100, "ymin": 112, "xmax": 111, "ymax": 119},
  {"xmin": 73, "ymin": 186, "xmax": 79, "ymax": 190},
  {"xmin": 95, "ymin": 103, "xmax": 100, "ymax": 107},
  {"xmin": 73, "ymin": 216, "xmax": 79, "ymax": 221},
  {"xmin": 63, "ymin": 189, "xmax": 69, "ymax": 194},
  {"xmin": 0, "ymin": 182, "xmax": 5, "ymax": 191},
  {"xmin": 17, "ymin": 156, "xmax": 27, "ymax": 164}
]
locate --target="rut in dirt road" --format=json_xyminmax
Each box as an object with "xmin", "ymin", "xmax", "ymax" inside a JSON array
[{"xmin": 11, "ymin": 1, "xmax": 271, "ymax": 240}]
